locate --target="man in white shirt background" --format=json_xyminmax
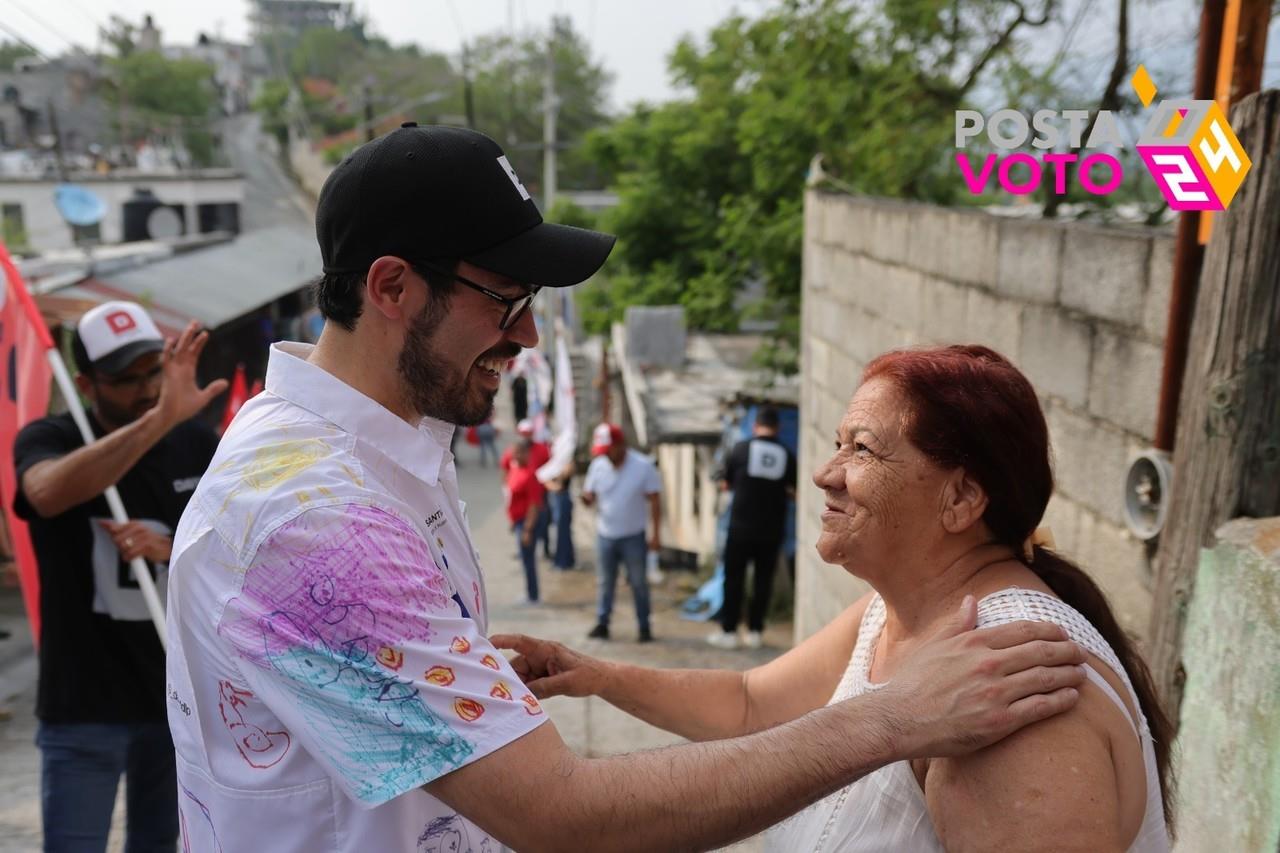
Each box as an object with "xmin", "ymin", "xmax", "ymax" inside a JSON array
[
  {"xmin": 164, "ymin": 123, "xmax": 1088, "ymax": 852},
  {"xmin": 580, "ymin": 423, "xmax": 662, "ymax": 643}
]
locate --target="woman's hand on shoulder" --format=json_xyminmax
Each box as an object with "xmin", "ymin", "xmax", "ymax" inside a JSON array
[{"xmin": 491, "ymin": 633, "xmax": 610, "ymax": 699}]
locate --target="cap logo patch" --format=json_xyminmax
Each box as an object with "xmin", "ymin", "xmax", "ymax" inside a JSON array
[
  {"xmin": 497, "ymin": 155, "xmax": 531, "ymax": 201},
  {"xmin": 105, "ymin": 311, "xmax": 137, "ymax": 335}
]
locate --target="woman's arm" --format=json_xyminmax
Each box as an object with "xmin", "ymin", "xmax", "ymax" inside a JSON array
[
  {"xmin": 493, "ymin": 592, "xmax": 873, "ymax": 741},
  {"xmin": 922, "ymin": 676, "xmax": 1133, "ymax": 853}
]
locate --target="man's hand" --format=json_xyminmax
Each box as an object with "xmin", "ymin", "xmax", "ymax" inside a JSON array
[
  {"xmin": 874, "ymin": 595, "xmax": 1086, "ymax": 760},
  {"xmin": 154, "ymin": 322, "xmax": 230, "ymax": 428},
  {"xmin": 99, "ymin": 520, "xmax": 172, "ymax": 563},
  {"xmin": 520, "ymin": 528, "xmax": 534, "ymax": 548},
  {"xmin": 580, "ymin": 491, "xmax": 596, "ymax": 507},
  {"xmin": 491, "ymin": 633, "xmax": 610, "ymax": 699},
  {"xmin": 647, "ymin": 535, "xmax": 661, "ymax": 553}
]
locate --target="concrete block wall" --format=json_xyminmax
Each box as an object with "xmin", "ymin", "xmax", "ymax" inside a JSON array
[{"xmin": 795, "ymin": 191, "xmax": 1174, "ymax": 641}]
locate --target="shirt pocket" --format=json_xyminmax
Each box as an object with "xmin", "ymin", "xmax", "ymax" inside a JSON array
[{"xmin": 176, "ymin": 754, "xmax": 338, "ymax": 853}]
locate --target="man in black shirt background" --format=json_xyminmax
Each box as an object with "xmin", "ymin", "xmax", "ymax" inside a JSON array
[
  {"xmin": 708, "ymin": 405, "xmax": 797, "ymax": 651},
  {"xmin": 14, "ymin": 302, "xmax": 225, "ymax": 853}
]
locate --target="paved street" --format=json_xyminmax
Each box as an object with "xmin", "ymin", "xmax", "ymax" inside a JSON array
[{"xmin": 0, "ymin": 401, "xmax": 788, "ymax": 851}]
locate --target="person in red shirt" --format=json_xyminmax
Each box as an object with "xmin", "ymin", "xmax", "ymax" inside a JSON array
[
  {"xmin": 505, "ymin": 438, "xmax": 545, "ymax": 604},
  {"xmin": 499, "ymin": 419, "xmax": 549, "ymax": 474},
  {"xmin": 501, "ymin": 420, "xmax": 552, "ymax": 559}
]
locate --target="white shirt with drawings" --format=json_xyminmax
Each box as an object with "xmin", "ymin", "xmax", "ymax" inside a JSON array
[{"xmin": 166, "ymin": 342, "xmax": 547, "ymax": 853}]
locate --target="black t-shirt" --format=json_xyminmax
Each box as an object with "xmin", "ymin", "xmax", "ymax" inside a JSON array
[
  {"xmin": 723, "ymin": 435, "xmax": 797, "ymax": 540},
  {"xmin": 14, "ymin": 413, "xmax": 219, "ymax": 723}
]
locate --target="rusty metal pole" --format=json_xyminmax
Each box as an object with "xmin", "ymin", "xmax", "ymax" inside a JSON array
[{"xmin": 1152, "ymin": 0, "xmax": 1225, "ymax": 452}]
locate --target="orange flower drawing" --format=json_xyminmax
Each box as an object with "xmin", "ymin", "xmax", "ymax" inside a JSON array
[
  {"xmin": 454, "ymin": 697, "xmax": 485, "ymax": 722},
  {"xmin": 449, "ymin": 636, "xmax": 471, "ymax": 654},
  {"xmin": 489, "ymin": 681, "xmax": 513, "ymax": 700},
  {"xmin": 520, "ymin": 694, "xmax": 543, "ymax": 716},
  {"xmin": 424, "ymin": 666, "xmax": 456, "ymax": 687},
  {"xmin": 375, "ymin": 646, "xmax": 404, "ymax": 671},
  {"xmin": 480, "ymin": 654, "xmax": 501, "ymax": 670}
]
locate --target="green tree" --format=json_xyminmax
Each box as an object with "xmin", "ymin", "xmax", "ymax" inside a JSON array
[
  {"xmin": 583, "ymin": 0, "xmax": 1057, "ymax": 372},
  {"xmin": 290, "ymin": 28, "xmax": 367, "ymax": 82},
  {"xmin": 464, "ymin": 15, "xmax": 614, "ymax": 191},
  {"xmin": 108, "ymin": 52, "xmax": 219, "ymax": 165},
  {"xmin": 0, "ymin": 41, "xmax": 35, "ymax": 71}
]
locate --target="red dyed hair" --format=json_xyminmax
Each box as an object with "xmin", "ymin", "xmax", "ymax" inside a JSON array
[{"xmin": 862, "ymin": 344, "xmax": 1174, "ymax": 827}]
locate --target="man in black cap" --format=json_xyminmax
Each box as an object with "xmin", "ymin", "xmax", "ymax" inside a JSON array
[
  {"xmin": 15, "ymin": 303, "xmax": 224, "ymax": 853},
  {"xmin": 165, "ymin": 124, "xmax": 1086, "ymax": 852}
]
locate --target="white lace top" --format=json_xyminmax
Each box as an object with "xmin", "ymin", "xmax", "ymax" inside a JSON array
[{"xmin": 763, "ymin": 588, "xmax": 1171, "ymax": 852}]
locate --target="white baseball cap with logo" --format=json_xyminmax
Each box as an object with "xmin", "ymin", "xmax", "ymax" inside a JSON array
[{"xmin": 76, "ymin": 301, "xmax": 166, "ymax": 376}]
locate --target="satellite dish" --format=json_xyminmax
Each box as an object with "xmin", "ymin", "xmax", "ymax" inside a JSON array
[
  {"xmin": 54, "ymin": 183, "xmax": 107, "ymax": 227},
  {"xmin": 146, "ymin": 206, "xmax": 183, "ymax": 239}
]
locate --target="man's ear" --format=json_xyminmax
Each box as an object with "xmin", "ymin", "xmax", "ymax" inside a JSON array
[
  {"xmin": 74, "ymin": 372, "xmax": 94, "ymax": 401},
  {"xmin": 940, "ymin": 468, "xmax": 988, "ymax": 534},
  {"xmin": 364, "ymin": 256, "xmax": 417, "ymax": 322}
]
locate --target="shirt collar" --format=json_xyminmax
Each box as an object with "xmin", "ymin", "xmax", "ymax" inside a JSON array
[{"xmin": 264, "ymin": 342, "xmax": 448, "ymax": 486}]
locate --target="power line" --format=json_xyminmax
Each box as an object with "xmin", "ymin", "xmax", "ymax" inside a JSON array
[
  {"xmin": 0, "ymin": 0, "xmax": 84, "ymax": 52},
  {"xmin": 0, "ymin": 19, "xmax": 49, "ymax": 60}
]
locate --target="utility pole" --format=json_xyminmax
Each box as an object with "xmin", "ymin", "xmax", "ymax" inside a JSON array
[
  {"xmin": 46, "ymin": 101, "xmax": 68, "ymax": 182},
  {"xmin": 541, "ymin": 21, "xmax": 558, "ymax": 213},
  {"xmin": 461, "ymin": 43, "xmax": 476, "ymax": 129},
  {"xmin": 362, "ymin": 76, "xmax": 375, "ymax": 142}
]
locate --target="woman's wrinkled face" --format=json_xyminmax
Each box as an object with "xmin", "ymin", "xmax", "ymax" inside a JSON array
[{"xmin": 812, "ymin": 378, "xmax": 952, "ymax": 574}]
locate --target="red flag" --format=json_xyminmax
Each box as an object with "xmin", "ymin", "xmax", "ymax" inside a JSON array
[
  {"xmin": 220, "ymin": 363, "xmax": 248, "ymax": 434},
  {"xmin": 0, "ymin": 241, "xmax": 54, "ymax": 643},
  {"xmin": 249, "ymin": 378, "xmax": 264, "ymax": 399}
]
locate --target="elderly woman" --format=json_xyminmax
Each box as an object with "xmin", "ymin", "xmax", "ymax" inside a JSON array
[{"xmin": 495, "ymin": 345, "xmax": 1172, "ymax": 852}]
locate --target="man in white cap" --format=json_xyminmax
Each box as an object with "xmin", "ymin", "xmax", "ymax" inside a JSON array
[
  {"xmin": 581, "ymin": 422, "xmax": 662, "ymax": 642},
  {"xmin": 13, "ymin": 303, "xmax": 225, "ymax": 852}
]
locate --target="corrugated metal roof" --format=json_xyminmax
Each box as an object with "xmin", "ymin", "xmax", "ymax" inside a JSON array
[{"xmin": 81, "ymin": 225, "xmax": 317, "ymax": 330}]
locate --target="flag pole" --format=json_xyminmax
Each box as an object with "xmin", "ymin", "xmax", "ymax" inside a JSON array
[{"xmin": 3, "ymin": 251, "xmax": 168, "ymax": 647}]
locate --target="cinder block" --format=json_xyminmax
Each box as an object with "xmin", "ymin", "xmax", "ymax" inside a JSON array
[
  {"xmin": 1088, "ymin": 329, "xmax": 1163, "ymax": 438},
  {"xmin": 919, "ymin": 276, "xmax": 970, "ymax": 344},
  {"xmin": 1040, "ymin": 493, "xmax": 1083, "ymax": 561},
  {"xmin": 1047, "ymin": 404, "xmax": 1130, "ymax": 521},
  {"xmin": 1075, "ymin": 508, "xmax": 1152, "ymax": 638},
  {"xmin": 831, "ymin": 251, "xmax": 872, "ymax": 309},
  {"xmin": 996, "ymin": 218, "xmax": 1063, "ymax": 304},
  {"xmin": 906, "ymin": 205, "xmax": 954, "ymax": 280},
  {"xmin": 965, "ymin": 288, "xmax": 1022, "ymax": 361},
  {"xmin": 833, "ymin": 198, "xmax": 874, "ymax": 256},
  {"xmin": 805, "ymin": 336, "xmax": 831, "ymax": 394},
  {"xmin": 1019, "ymin": 305, "xmax": 1093, "ymax": 408},
  {"xmin": 1142, "ymin": 234, "xmax": 1174, "ymax": 343},
  {"xmin": 881, "ymin": 265, "xmax": 925, "ymax": 329},
  {"xmin": 867, "ymin": 204, "xmax": 911, "ymax": 267},
  {"xmin": 802, "ymin": 241, "xmax": 826, "ymax": 293},
  {"xmin": 827, "ymin": 348, "xmax": 861, "ymax": 400},
  {"xmin": 946, "ymin": 210, "xmax": 1000, "ymax": 288},
  {"xmin": 1060, "ymin": 227, "xmax": 1149, "ymax": 325}
]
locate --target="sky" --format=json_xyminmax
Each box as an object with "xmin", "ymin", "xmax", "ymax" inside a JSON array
[
  {"xmin": 0, "ymin": 0, "xmax": 1276, "ymax": 111},
  {"xmin": 0, "ymin": 0, "xmax": 753, "ymax": 110}
]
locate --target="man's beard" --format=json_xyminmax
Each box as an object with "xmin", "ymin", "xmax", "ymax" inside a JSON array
[{"xmin": 397, "ymin": 303, "xmax": 519, "ymax": 426}]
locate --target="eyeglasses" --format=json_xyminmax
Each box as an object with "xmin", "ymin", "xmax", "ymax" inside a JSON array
[{"xmin": 412, "ymin": 263, "xmax": 540, "ymax": 331}]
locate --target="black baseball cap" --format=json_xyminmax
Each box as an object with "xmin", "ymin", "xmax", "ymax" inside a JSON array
[{"xmin": 316, "ymin": 123, "xmax": 616, "ymax": 287}]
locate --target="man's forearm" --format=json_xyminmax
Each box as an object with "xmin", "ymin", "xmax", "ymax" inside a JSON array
[
  {"xmin": 21, "ymin": 408, "xmax": 174, "ymax": 517},
  {"xmin": 595, "ymin": 660, "xmax": 756, "ymax": 742},
  {"xmin": 541, "ymin": 693, "xmax": 898, "ymax": 852}
]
